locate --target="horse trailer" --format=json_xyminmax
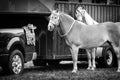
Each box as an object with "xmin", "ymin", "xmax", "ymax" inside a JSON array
[{"xmin": 0, "ymin": 0, "xmax": 118, "ymax": 74}]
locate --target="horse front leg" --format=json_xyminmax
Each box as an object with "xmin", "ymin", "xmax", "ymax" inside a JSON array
[
  {"xmin": 70, "ymin": 45, "xmax": 79, "ymax": 73},
  {"xmin": 86, "ymin": 49, "xmax": 92, "ymax": 70}
]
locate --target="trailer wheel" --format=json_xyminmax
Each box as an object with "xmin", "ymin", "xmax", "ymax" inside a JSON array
[
  {"xmin": 98, "ymin": 47, "xmax": 116, "ymax": 68},
  {"xmin": 4, "ymin": 49, "xmax": 24, "ymax": 74}
]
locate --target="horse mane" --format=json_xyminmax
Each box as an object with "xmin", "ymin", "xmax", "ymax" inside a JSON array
[
  {"xmin": 84, "ymin": 10, "xmax": 98, "ymax": 24},
  {"xmin": 59, "ymin": 12, "xmax": 74, "ymax": 21},
  {"xmin": 76, "ymin": 20, "xmax": 86, "ymax": 25},
  {"xmin": 59, "ymin": 11, "xmax": 86, "ymax": 26}
]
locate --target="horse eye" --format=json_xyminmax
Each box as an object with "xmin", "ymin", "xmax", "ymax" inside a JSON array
[
  {"xmin": 50, "ymin": 16, "xmax": 54, "ymax": 19},
  {"xmin": 82, "ymin": 11, "xmax": 84, "ymax": 15},
  {"xmin": 54, "ymin": 16, "xmax": 57, "ymax": 19}
]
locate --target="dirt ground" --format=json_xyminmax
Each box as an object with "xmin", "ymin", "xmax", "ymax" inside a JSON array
[{"xmin": 0, "ymin": 61, "xmax": 120, "ymax": 80}]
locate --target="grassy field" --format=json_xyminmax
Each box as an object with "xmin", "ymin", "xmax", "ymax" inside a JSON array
[{"xmin": 0, "ymin": 61, "xmax": 120, "ymax": 80}]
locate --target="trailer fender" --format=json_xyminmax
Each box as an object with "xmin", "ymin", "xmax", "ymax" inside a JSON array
[{"xmin": 96, "ymin": 47, "xmax": 103, "ymax": 58}]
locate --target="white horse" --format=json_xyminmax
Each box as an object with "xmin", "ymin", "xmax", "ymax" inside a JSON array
[
  {"xmin": 75, "ymin": 6, "xmax": 98, "ymax": 25},
  {"xmin": 48, "ymin": 10, "xmax": 120, "ymax": 73},
  {"xmin": 75, "ymin": 6, "xmax": 99, "ymax": 70},
  {"xmin": 75, "ymin": 6, "xmax": 120, "ymax": 71}
]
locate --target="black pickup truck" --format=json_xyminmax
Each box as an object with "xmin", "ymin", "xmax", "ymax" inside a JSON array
[
  {"xmin": 0, "ymin": 27, "xmax": 36, "ymax": 74},
  {"xmin": 0, "ymin": 13, "xmax": 50, "ymax": 74}
]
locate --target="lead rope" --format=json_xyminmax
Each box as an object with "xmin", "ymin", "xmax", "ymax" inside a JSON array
[{"xmin": 58, "ymin": 20, "xmax": 76, "ymax": 37}]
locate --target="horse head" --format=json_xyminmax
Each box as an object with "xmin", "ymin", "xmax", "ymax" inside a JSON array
[
  {"xmin": 48, "ymin": 10, "xmax": 79, "ymax": 37},
  {"xmin": 76, "ymin": 6, "xmax": 98, "ymax": 25},
  {"xmin": 48, "ymin": 10, "xmax": 60, "ymax": 31},
  {"xmin": 75, "ymin": 6, "xmax": 85, "ymax": 21}
]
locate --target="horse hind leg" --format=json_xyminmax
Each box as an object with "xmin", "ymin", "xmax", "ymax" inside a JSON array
[
  {"xmin": 116, "ymin": 43, "xmax": 120, "ymax": 72},
  {"xmin": 70, "ymin": 45, "xmax": 79, "ymax": 73},
  {"xmin": 91, "ymin": 48, "xmax": 96, "ymax": 70},
  {"xmin": 111, "ymin": 41, "xmax": 120, "ymax": 72},
  {"xmin": 113, "ymin": 46, "xmax": 120, "ymax": 72}
]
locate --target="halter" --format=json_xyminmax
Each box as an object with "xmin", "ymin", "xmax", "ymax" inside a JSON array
[
  {"xmin": 76, "ymin": 9, "xmax": 85, "ymax": 17},
  {"xmin": 49, "ymin": 11, "xmax": 76, "ymax": 37},
  {"xmin": 76, "ymin": 8, "xmax": 96, "ymax": 25},
  {"xmin": 76, "ymin": 9, "xmax": 88, "ymax": 24},
  {"xmin": 58, "ymin": 20, "xmax": 76, "ymax": 37}
]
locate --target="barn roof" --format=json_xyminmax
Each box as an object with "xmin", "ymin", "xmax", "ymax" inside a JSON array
[
  {"xmin": 0, "ymin": 0, "xmax": 55, "ymax": 14},
  {"xmin": 28, "ymin": 0, "xmax": 51, "ymax": 14}
]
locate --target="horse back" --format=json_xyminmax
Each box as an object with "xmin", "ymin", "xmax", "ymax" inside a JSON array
[
  {"xmin": 115, "ymin": 22, "xmax": 120, "ymax": 33},
  {"xmin": 104, "ymin": 22, "xmax": 120, "ymax": 46},
  {"xmin": 105, "ymin": 22, "xmax": 120, "ymax": 36}
]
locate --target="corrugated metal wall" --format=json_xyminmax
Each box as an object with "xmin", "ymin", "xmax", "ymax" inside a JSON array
[{"xmin": 55, "ymin": 1, "xmax": 120, "ymax": 22}]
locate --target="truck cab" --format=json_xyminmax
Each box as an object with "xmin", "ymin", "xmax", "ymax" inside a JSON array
[{"xmin": 0, "ymin": 28, "xmax": 35, "ymax": 74}]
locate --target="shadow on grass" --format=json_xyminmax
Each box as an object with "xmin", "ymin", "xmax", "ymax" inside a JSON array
[
  {"xmin": 0, "ymin": 62, "xmax": 86, "ymax": 76},
  {"xmin": 0, "ymin": 61, "xmax": 117, "ymax": 77},
  {"xmin": 23, "ymin": 62, "xmax": 90, "ymax": 74}
]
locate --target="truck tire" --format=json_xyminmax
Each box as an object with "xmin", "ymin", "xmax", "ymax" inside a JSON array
[
  {"xmin": 99, "ymin": 47, "xmax": 116, "ymax": 68},
  {"xmin": 4, "ymin": 49, "xmax": 24, "ymax": 74}
]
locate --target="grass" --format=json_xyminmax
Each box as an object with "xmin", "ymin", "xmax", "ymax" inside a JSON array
[{"xmin": 0, "ymin": 61, "xmax": 120, "ymax": 80}]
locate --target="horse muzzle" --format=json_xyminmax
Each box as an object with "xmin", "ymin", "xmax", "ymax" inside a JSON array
[{"xmin": 48, "ymin": 22, "xmax": 55, "ymax": 31}]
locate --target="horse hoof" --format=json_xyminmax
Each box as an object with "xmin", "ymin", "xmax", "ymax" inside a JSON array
[
  {"xmin": 72, "ymin": 70, "xmax": 77, "ymax": 73},
  {"xmin": 87, "ymin": 67, "xmax": 91, "ymax": 70},
  {"xmin": 117, "ymin": 69, "xmax": 120, "ymax": 72},
  {"xmin": 91, "ymin": 67, "xmax": 95, "ymax": 71}
]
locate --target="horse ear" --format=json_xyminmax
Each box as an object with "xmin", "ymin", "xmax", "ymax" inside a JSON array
[
  {"xmin": 77, "ymin": 6, "xmax": 82, "ymax": 10},
  {"xmin": 77, "ymin": 5, "xmax": 85, "ymax": 10},
  {"xmin": 77, "ymin": 6, "xmax": 84, "ymax": 12},
  {"xmin": 81, "ymin": 5, "xmax": 86, "ymax": 10}
]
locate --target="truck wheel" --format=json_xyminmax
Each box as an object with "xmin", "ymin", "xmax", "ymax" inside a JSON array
[
  {"xmin": 6, "ymin": 49, "xmax": 24, "ymax": 74},
  {"xmin": 102, "ymin": 47, "xmax": 115, "ymax": 68}
]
